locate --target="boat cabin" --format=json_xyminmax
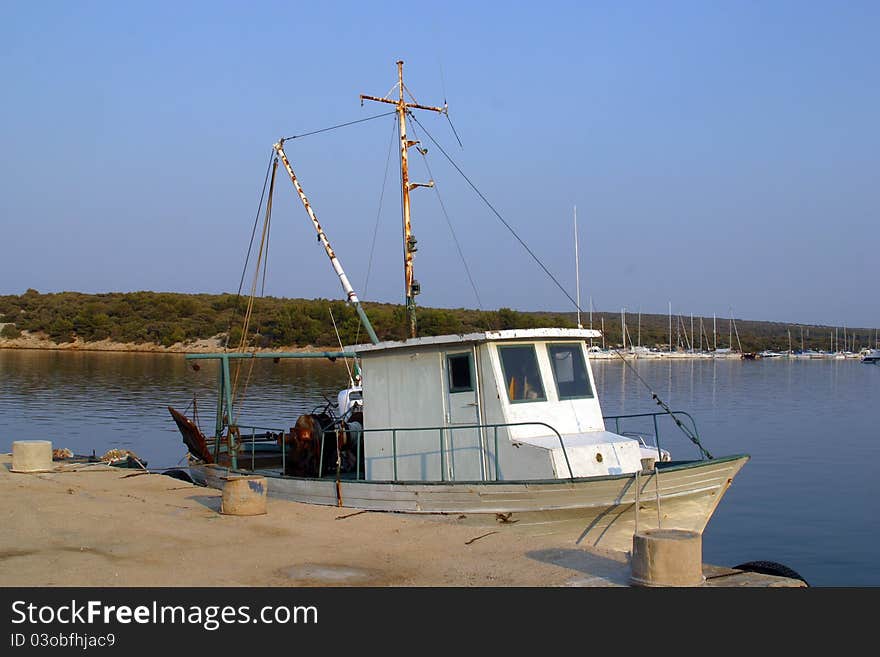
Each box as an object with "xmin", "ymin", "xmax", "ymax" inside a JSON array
[{"xmin": 350, "ymin": 328, "xmax": 646, "ymax": 482}]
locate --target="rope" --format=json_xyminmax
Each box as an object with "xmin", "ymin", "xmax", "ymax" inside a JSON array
[
  {"xmin": 224, "ymin": 148, "xmax": 275, "ymax": 350},
  {"xmin": 282, "ymin": 111, "xmax": 396, "ymax": 141},
  {"xmin": 231, "ymin": 158, "xmax": 278, "ymax": 417},
  {"xmin": 329, "ymin": 306, "xmax": 353, "ymax": 386}
]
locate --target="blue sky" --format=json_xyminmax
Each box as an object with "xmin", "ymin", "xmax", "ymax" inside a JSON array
[{"xmin": 1, "ymin": 1, "xmax": 877, "ymax": 328}]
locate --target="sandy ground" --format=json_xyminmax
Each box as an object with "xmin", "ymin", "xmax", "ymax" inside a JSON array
[
  {"xmin": 0, "ymin": 455, "xmax": 635, "ymax": 587},
  {"xmin": 0, "ymin": 455, "xmax": 804, "ymax": 587}
]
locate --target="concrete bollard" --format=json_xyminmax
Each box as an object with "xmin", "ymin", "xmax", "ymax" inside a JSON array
[
  {"xmin": 221, "ymin": 475, "xmax": 268, "ymax": 516},
  {"xmin": 11, "ymin": 440, "xmax": 54, "ymax": 473},
  {"xmin": 630, "ymin": 528, "xmax": 704, "ymax": 587}
]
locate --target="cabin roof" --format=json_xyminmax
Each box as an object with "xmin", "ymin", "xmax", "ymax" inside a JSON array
[{"xmin": 348, "ymin": 328, "xmax": 602, "ymax": 355}]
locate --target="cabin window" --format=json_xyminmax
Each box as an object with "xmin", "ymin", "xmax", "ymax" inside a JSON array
[
  {"xmin": 499, "ymin": 345, "xmax": 546, "ymax": 403},
  {"xmin": 548, "ymin": 343, "xmax": 593, "ymax": 399},
  {"xmin": 447, "ymin": 353, "xmax": 474, "ymax": 393}
]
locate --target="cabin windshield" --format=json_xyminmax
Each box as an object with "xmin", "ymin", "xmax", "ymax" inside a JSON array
[
  {"xmin": 499, "ymin": 344, "xmax": 546, "ymax": 402},
  {"xmin": 548, "ymin": 343, "xmax": 593, "ymax": 399}
]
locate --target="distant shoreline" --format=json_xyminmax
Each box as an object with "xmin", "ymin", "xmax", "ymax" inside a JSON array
[{"xmin": 0, "ymin": 332, "xmax": 317, "ymax": 355}]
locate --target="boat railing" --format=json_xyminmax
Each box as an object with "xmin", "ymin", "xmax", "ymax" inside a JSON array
[
  {"xmin": 601, "ymin": 410, "xmax": 704, "ymax": 462},
  {"xmin": 230, "ymin": 412, "xmax": 703, "ymax": 480},
  {"xmin": 224, "ymin": 424, "xmax": 288, "ymax": 472},
  {"xmin": 317, "ymin": 420, "xmax": 574, "ymax": 482}
]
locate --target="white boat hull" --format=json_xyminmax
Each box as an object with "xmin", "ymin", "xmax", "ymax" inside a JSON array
[{"xmin": 190, "ymin": 454, "xmax": 748, "ymax": 552}]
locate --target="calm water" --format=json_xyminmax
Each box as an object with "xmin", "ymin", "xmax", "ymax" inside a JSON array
[{"xmin": 1, "ymin": 350, "xmax": 877, "ymax": 586}]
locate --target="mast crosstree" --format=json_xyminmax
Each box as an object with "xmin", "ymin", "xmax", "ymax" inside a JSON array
[{"xmin": 361, "ymin": 60, "xmax": 446, "ymax": 338}]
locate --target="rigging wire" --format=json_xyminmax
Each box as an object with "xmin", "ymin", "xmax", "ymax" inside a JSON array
[
  {"xmin": 225, "ymin": 148, "xmax": 276, "ymax": 350},
  {"xmin": 282, "ymin": 111, "xmax": 396, "ymax": 141},
  {"xmin": 407, "ymin": 119, "xmax": 483, "ymax": 310},
  {"xmin": 410, "ymin": 114, "xmax": 580, "ymax": 312},
  {"xmin": 409, "ymin": 113, "xmax": 713, "ymax": 459},
  {"xmin": 261, "ymin": 203, "xmax": 271, "ymax": 297},
  {"xmin": 329, "ymin": 306, "xmax": 354, "ymax": 387},
  {"xmin": 231, "ymin": 158, "xmax": 278, "ymax": 419},
  {"xmin": 356, "ymin": 117, "xmax": 398, "ymax": 346},
  {"xmin": 438, "ymin": 63, "xmax": 463, "ymax": 149}
]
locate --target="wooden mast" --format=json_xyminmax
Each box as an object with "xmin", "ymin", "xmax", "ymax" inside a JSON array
[{"xmin": 361, "ymin": 61, "xmax": 445, "ymax": 338}]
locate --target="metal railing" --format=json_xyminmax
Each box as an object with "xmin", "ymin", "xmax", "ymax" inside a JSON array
[
  {"xmin": 220, "ymin": 411, "xmax": 703, "ymax": 481},
  {"xmin": 216, "ymin": 424, "xmax": 288, "ymax": 473},
  {"xmin": 601, "ymin": 410, "xmax": 704, "ymax": 462},
  {"xmin": 315, "ymin": 420, "xmax": 573, "ymax": 482}
]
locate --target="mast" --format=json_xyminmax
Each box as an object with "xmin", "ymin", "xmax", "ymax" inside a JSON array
[
  {"xmin": 574, "ymin": 206, "xmax": 582, "ymax": 328},
  {"xmin": 713, "ymin": 313, "xmax": 717, "ymax": 351},
  {"xmin": 668, "ymin": 301, "xmax": 672, "ymax": 352},
  {"xmin": 621, "ymin": 308, "xmax": 626, "ymax": 350},
  {"xmin": 637, "ymin": 308, "xmax": 641, "ymax": 349},
  {"xmin": 589, "ymin": 297, "xmax": 594, "ymax": 348},
  {"xmin": 732, "ymin": 314, "xmax": 743, "ymax": 352},
  {"xmin": 690, "ymin": 313, "xmax": 694, "ymax": 353},
  {"xmin": 273, "ymin": 141, "xmax": 379, "ymax": 345},
  {"xmin": 361, "ymin": 60, "xmax": 445, "ymax": 338}
]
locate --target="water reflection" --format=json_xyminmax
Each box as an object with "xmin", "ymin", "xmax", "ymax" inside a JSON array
[
  {"xmin": 0, "ymin": 350, "xmax": 351, "ymax": 470},
  {"xmin": 591, "ymin": 356, "xmax": 879, "ymax": 585},
  {"xmin": 0, "ymin": 351, "xmax": 877, "ymax": 585}
]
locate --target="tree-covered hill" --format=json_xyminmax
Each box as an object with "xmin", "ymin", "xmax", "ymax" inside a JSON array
[{"xmin": 0, "ymin": 289, "xmax": 873, "ymax": 353}]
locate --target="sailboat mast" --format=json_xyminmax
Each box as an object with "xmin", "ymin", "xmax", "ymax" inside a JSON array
[
  {"xmin": 574, "ymin": 206, "xmax": 582, "ymax": 329},
  {"xmin": 713, "ymin": 313, "xmax": 717, "ymax": 351},
  {"xmin": 361, "ymin": 60, "xmax": 445, "ymax": 338},
  {"xmin": 589, "ymin": 297, "xmax": 594, "ymax": 348},
  {"xmin": 690, "ymin": 313, "xmax": 694, "ymax": 353}
]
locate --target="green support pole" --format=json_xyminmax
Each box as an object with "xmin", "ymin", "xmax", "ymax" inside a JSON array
[
  {"xmin": 354, "ymin": 302, "xmax": 379, "ymax": 345},
  {"xmin": 221, "ymin": 355, "xmax": 238, "ymax": 470},
  {"xmin": 214, "ymin": 362, "xmax": 225, "ymax": 457}
]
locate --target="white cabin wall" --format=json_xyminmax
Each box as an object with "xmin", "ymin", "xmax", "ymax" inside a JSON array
[
  {"xmin": 357, "ymin": 337, "xmax": 609, "ymax": 482},
  {"xmin": 361, "ymin": 349, "xmax": 447, "ymax": 480}
]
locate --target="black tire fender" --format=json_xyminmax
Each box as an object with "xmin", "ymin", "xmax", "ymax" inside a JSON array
[{"xmin": 733, "ymin": 560, "xmax": 809, "ymax": 586}]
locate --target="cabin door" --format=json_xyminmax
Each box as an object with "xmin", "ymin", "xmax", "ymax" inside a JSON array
[{"xmin": 444, "ymin": 350, "xmax": 484, "ymax": 481}]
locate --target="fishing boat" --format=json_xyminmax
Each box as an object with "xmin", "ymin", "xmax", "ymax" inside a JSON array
[{"xmin": 169, "ymin": 61, "xmax": 749, "ymax": 553}]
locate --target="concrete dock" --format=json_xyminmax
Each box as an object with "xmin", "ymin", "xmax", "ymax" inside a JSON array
[{"xmin": 0, "ymin": 454, "xmax": 804, "ymax": 587}]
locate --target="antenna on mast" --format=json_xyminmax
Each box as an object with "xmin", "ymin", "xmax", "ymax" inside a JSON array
[{"xmin": 361, "ymin": 61, "xmax": 446, "ymax": 338}]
